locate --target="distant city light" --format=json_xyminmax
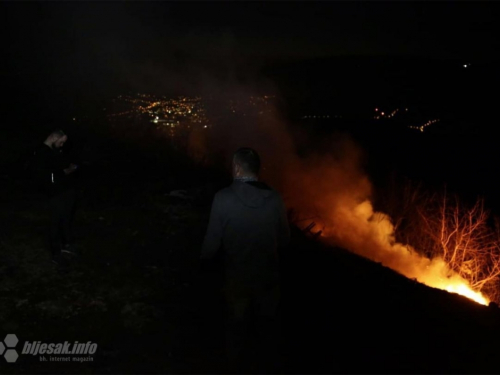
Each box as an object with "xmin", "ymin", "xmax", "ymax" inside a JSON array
[
  {"xmin": 408, "ymin": 119, "xmax": 440, "ymax": 132},
  {"xmin": 107, "ymin": 93, "xmax": 275, "ymax": 138},
  {"xmin": 373, "ymin": 107, "xmax": 405, "ymax": 120}
]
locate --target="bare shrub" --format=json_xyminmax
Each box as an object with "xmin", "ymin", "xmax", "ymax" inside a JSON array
[{"xmin": 384, "ymin": 179, "xmax": 500, "ymax": 303}]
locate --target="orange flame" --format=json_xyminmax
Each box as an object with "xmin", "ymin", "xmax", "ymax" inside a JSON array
[{"xmin": 315, "ymin": 199, "xmax": 489, "ymax": 306}]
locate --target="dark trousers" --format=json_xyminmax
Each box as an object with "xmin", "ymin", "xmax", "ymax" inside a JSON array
[
  {"xmin": 48, "ymin": 189, "xmax": 76, "ymax": 256},
  {"xmin": 224, "ymin": 280, "xmax": 281, "ymax": 373}
]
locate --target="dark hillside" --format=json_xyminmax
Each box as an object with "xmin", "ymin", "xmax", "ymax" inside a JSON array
[{"xmin": 2, "ymin": 124, "xmax": 500, "ymax": 373}]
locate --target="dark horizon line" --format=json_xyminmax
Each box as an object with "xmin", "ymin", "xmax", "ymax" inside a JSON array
[{"xmin": 262, "ymin": 53, "xmax": 500, "ymax": 68}]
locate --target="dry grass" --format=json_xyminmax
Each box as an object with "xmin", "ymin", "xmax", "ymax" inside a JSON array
[{"xmin": 379, "ymin": 177, "xmax": 500, "ymax": 304}]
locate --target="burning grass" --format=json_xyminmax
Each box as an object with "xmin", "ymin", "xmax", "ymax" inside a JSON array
[
  {"xmin": 292, "ymin": 199, "xmax": 492, "ymax": 305},
  {"xmin": 380, "ymin": 181, "xmax": 500, "ymax": 305}
]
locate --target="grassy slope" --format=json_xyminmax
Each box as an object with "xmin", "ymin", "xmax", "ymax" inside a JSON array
[{"xmin": 1, "ymin": 127, "xmax": 500, "ymax": 374}]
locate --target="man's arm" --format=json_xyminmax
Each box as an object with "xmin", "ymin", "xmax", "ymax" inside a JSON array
[{"xmin": 200, "ymin": 192, "xmax": 224, "ymax": 260}]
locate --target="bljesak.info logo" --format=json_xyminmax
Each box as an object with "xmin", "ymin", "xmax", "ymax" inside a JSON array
[{"xmin": 1, "ymin": 334, "xmax": 98, "ymax": 363}]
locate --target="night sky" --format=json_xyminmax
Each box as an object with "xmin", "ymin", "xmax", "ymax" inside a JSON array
[{"xmin": 2, "ymin": 2, "xmax": 500, "ymax": 120}]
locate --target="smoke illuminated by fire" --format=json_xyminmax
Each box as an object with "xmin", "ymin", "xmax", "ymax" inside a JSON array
[{"xmin": 271, "ymin": 139, "xmax": 489, "ymax": 306}]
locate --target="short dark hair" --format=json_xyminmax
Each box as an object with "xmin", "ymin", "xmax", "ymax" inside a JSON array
[{"xmin": 233, "ymin": 147, "xmax": 261, "ymax": 175}]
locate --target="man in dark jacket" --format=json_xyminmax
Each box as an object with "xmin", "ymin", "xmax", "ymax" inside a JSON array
[
  {"xmin": 32, "ymin": 130, "xmax": 79, "ymax": 265},
  {"xmin": 201, "ymin": 147, "xmax": 290, "ymax": 372}
]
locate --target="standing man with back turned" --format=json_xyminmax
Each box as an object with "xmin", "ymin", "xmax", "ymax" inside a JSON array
[
  {"xmin": 32, "ymin": 129, "xmax": 79, "ymax": 265},
  {"xmin": 200, "ymin": 147, "xmax": 290, "ymax": 373}
]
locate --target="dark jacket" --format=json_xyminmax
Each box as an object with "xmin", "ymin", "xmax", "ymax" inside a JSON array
[
  {"xmin": 201, "ymin": 180, "xmax": 290, "ymax": 288},
  {"xmin": 31, "ymin": 144, "xmax": 77, "ymax": 197}
]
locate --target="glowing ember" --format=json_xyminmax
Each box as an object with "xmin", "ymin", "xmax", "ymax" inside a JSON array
[
  {"xmin": 411, "ymin": 258, "xmax": 489, "ymax": 305},
  {"xmin": 402, "ymin": 257, "xmax": 489, "ymax": 306},
  {"xmin": 442, "ymin": 284, "xmax": 488, "ymax": 305}
]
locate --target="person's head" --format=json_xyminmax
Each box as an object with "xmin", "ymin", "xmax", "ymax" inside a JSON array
[
  {"xmin": 44, "ymin": 130, "xmax": 67, "ymax": 149},
  {"xmin": 232, "ymin": 147, "xmax": 260, "ymax": 178}
]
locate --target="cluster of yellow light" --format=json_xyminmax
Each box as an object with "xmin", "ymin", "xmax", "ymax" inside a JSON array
[
  {"xmin": 108, "ymin": 95, "xmax": 206, "ymax": 121},
  {"xmin": 109, "ymin": 93, "xmax": 276, "ymax": 120},
  {"xmin": 105, "ymin": 94, "xmax": 211, "ymax": 139},
  {"xmin": 373, "ymin": 107, "xmax": 409, "ymax": 120},
  {"xmin": 152, "ymin": 116, "xmax": 180, "ymax": 127},
  {"xmin": 108, "ymin": 95, "xmax": 208, "ymax": 132},
  {"xmin": 408, "ymin": 119, "xmax": 440, "ymax": 132},
  {"xmin": 106, "ymin": 93, "xmax": 276, "ymax": 137}
]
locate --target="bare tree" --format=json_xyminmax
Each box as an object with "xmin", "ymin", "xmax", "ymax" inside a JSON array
[{"xmin": 410, "ymin": 187, "xmax": 500, "ymax": 303}]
